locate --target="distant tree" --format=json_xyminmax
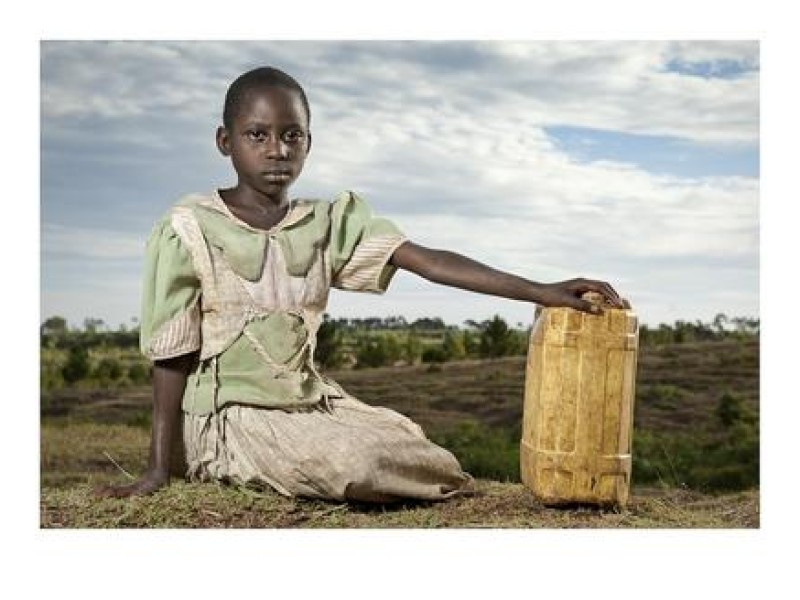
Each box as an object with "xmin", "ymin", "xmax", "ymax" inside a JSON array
[
  {"xmin": 404, "ymin": 332, "xmax": 423, "ymax": 364},
  {"xmin": 315, "ymin": 314, "xmax": 345, "ymax": 369},
  {"xmin": 83, "ymin": 317, "xmax": 106, "ymax": 333},
  {"xmin": 712, "ymin": 313, "xmax": 729, "ymax": 336},
  {"xmin": 442, "ymin": 329, "xmax": 466, "ymax": 360},
  {"xmin": 41, "ymin": 316, "xmax": 68, "ymax": 336},
  {"xmin": 383, "ymin": 315, "xmax": 408, "ymax": 329},
  {"xmin": 356, "ymin": 336, "xmax": 390, "ymax": 368},
  {"xmin": 363, "ymin": 317, "xmax": 383, "ymax": 330},
  {"xmin": 62, "ymin": 346, "xmax": 90, "ymax": 384},
  {"xmin": 730, "ymin": 316, "xmax": 759, "ymax": 336},
  {"xmin": 462, "ymin": 330, "xmax": 480, "ymax": 357},
  {"xmin": 479, "ymin": 315, "xmax": 514, "ymax": 358},
  {"xmin": 657, "ymin": 324, "xmax": 673, "ymax": 345},
  {"xmin": 410, "ymin": 317, "xmax": 445, "ymax": 331},
  {"xmin": 128, "ymin": 362, "xmax": 151, "ymax": 385},
  {"xmin": 41, "ymin": 316, "xmax": 69, "ymax": 349},
  {"xmin": 422, "ymin": 346, "xmax": 448, "ymax": 364},
  {"xmin": 94, "ymin": 357, "xmax": 123, "ymax": 382}
]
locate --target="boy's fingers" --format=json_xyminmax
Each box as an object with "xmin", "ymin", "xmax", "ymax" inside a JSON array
[
  {"xmin": 598, "ymin": 282, "xmax": 623, "ymax": 307},
  {"xmin": 577, "ymin": 300, "xmax": 603, "ymax": 315},
  {"xmin": 583, "ymin": 280, "xmax": 625, "ymax": 308}
]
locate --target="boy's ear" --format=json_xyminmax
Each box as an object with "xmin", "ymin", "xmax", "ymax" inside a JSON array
[{"xmin": 216, "ymin": 126, "xmax": 231, "ymax": 156}]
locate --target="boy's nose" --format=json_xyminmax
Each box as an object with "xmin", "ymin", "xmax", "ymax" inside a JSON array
[{"xmin": 265, "ymin": 136, "xmax": 289, "ymax": 159}]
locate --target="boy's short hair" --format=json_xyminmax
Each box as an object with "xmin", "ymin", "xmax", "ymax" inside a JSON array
[{"xmin": 223, "ymin": 66, "xmax": 310, "ymax": 129}]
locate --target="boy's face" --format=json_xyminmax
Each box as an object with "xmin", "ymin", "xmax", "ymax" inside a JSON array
[{"xmin": 216, "ymin": 85, "xmax": 310, "ymax": 198}]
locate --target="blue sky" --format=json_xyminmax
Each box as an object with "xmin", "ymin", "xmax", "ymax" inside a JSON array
[{"xmin": 40, "ymin": 40, "xmax": 759, "ymax": 329}]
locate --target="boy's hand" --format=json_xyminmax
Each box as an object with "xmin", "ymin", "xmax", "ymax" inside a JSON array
[{"xmin": 538, "ymin": 278, "xmax": 630, "ymax": 314}]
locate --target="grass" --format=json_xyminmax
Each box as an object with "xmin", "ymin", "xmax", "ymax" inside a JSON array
[
  {"xmin": 40, "ymin": 339, "xmax": 760, "ymax": 528},
  {"xmin": 40, "ymin": 480, "xmax": 758, "ymax": 529}
]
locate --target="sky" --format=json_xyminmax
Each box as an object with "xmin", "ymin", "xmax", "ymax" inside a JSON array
[{"xmin": 41, "ymin": 40, "xmax": 759, "ymax": 329}]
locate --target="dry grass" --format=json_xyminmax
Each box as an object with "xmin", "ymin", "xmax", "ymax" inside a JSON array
[
  {"xmin": 40, "ymin": 425, "xmax": 758, "ymax": 529},
  {"xmin": 40, "ymin": 479, "xmax": 758, "ymax": 529},
  {"xmin": 40, "ymin": 341, "xmax": 760, "ymax": 529}
]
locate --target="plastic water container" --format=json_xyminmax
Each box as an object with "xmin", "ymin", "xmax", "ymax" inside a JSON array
[{"xmin": 520, "ymin": 294, "xmax": 639, "ymax": 507}]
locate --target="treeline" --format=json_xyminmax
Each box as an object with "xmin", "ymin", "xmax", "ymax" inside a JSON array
[
  {"xmin": 639, "ymin": 314, "xmax": 759, "ymax": 345},
  {"xmin": 40, "ymin": 312, "xmax": 760, "ymax": 389},
  {"xmin": 40, "ymin": 317, "xmax": 147, "ymax": 391},
  {"xmin": 316, "ymin": 314, "xmax": 528, "ymax": 369}
]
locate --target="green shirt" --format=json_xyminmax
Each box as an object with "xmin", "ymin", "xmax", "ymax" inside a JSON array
[{"xmin": 139, "ymin": 190, "xmax": 407, "ymax": 415}]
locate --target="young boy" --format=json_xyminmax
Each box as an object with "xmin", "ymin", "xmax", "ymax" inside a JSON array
[{"xmin": 96, "ymin": 66, "xmax": 626, "ymax": 503}]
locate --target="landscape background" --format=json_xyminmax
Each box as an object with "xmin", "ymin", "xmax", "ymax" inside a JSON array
[
  {"xmin": 21, "ymin": 5, "xmax": 792, "ymax": 596},
  {"xmin": 40, "ymin": 312, "xmax": 759, "ymax": 527}
]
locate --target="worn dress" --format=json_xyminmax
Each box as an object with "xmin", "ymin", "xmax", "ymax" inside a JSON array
[{"xmin": 140, "ymin": 190, "xmax": 473, "ymax": 502}]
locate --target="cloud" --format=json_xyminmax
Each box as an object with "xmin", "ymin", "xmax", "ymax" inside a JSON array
[
  {"xmin": 42, "ymin": 41, "xmax": 758, "ymax": 143},
  {"xmin": 42, "ymin": 223, "xmax": 144, "ymax": 260},
  {"xmin": 40, "ymin": 41, "xmax": 759, "ymax": 328}
]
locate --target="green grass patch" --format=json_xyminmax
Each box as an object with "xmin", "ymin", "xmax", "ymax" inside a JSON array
[{"xmin": 430, "ymin": 421, "xmax": 521, "ymax": 482}]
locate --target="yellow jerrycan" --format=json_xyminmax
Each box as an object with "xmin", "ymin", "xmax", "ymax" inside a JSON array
[{"xmin": 520, "ymin": 293, "xmax": 639, "ymax": 507}]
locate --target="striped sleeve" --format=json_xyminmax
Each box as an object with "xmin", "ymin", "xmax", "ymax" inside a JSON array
[
  {"xmin": 139, "ymin": 216, "xmax": 202, "ymax": 360},
  {"xmin": 329, "ymin": 191, "xmax": 407, "ymax": 293}
]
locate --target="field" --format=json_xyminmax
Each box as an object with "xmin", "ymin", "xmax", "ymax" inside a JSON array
[{"xmin": 40, "ymin": 338, "xmax": 759, "ymax": 528}]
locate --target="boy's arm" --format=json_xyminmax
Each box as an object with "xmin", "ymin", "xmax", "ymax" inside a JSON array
[
  {"xmin": 94, "ymin": 352, "xmax": 196, "ymax": 498},
  {"xmin": 390, "ymin": 240, "xmax": 628, "ymax": 313}
]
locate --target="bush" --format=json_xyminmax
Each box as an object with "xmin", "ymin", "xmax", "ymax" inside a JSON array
[
  {"xmin": 62, "ymin": 346, "xmax": 90, "ymax": 384},
  {"xmin": 315, "ymin": 316, "xmax": 346, "ymax": 369},
  {"xmin": 422, "ymin": 347, "xmax": 448, "ymax": 364},
  {"xmin": 632, "ymin": 424, "xmax": 758, "ymax": 492},
  {"xmin": 94, "ymin": 357, "xmax": 123, "ymax": 382},
  {"xmin": 716, "ymin": 390, "xmax": 755, "ymax": 427},
  {"xmin": 479, "ymin": 316, "xmax": 514, "ymax": 358},
  {"xmin": 431, "ymin": 421, "xmax": 520, "ymax": 482},
  {"xmin": 128, "ymin": 362, "xmax": 151, "ymax": 385},
  {"xmin": 40, "ymin": 367, "xmax": 64, "ymax": 392},
  {"xmin": 355, "ymin": 336, "xmax": 391, "ymax": 368},
  {"xmin": 442, "ymin": 330, "xmax": 466, "ymax": 360}
]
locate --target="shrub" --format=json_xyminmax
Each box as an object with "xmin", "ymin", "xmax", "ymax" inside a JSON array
[
  {"xmin": 479, "ymin": 315, "xmax": 514, "ymax": 358},
  {"xmin": 315, "ymin": 316, "xmax": 346, "ymax": 369},
  {"xmin": 632, "ymin": 424, "xmax": 759, "ymax": 492},
  {"xmin": 94, "ymin": 357, "xmax": 123, "ymax": 382},
  {"xmin": 422, "ymin": 347, "xmax": 448, "ymax": 364},
  {"xmin": 716, "ymin": 390, "xmax": 755, "ymax": 427},
  {"xmin": 430, "ymin": 421, "xmax": 520, "ymax": 482},
  {"xmin": 128, "ymin": 362, "xmax": 151, "ymax": 385},
  {"xmin": 355, "ymin": 337, "xmax": 390, "ymax": 368},
  {"xmin": 62, "ymin": 346, "xmax": 90, "ymax": 384},
  {"xmin": 442, "ymin": 330, "xmax": 466, "ymax": 360},
  {"xmin": 40, "ymin": 367, "xmax": 64, "ymax": 392}
]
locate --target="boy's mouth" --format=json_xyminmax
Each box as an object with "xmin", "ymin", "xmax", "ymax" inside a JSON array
[{"xmin": 262, "ymin": 170, "xmax": 292, "ymax": 182}]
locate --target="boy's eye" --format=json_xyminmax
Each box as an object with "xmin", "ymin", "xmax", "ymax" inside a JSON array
[
  {"xmin": 247, "ymin": 130, "xmax": 267, "ymax": 142},
  {"xmin": 283, "ymin": 129, "xmax": 305, "ymax": 143}
]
